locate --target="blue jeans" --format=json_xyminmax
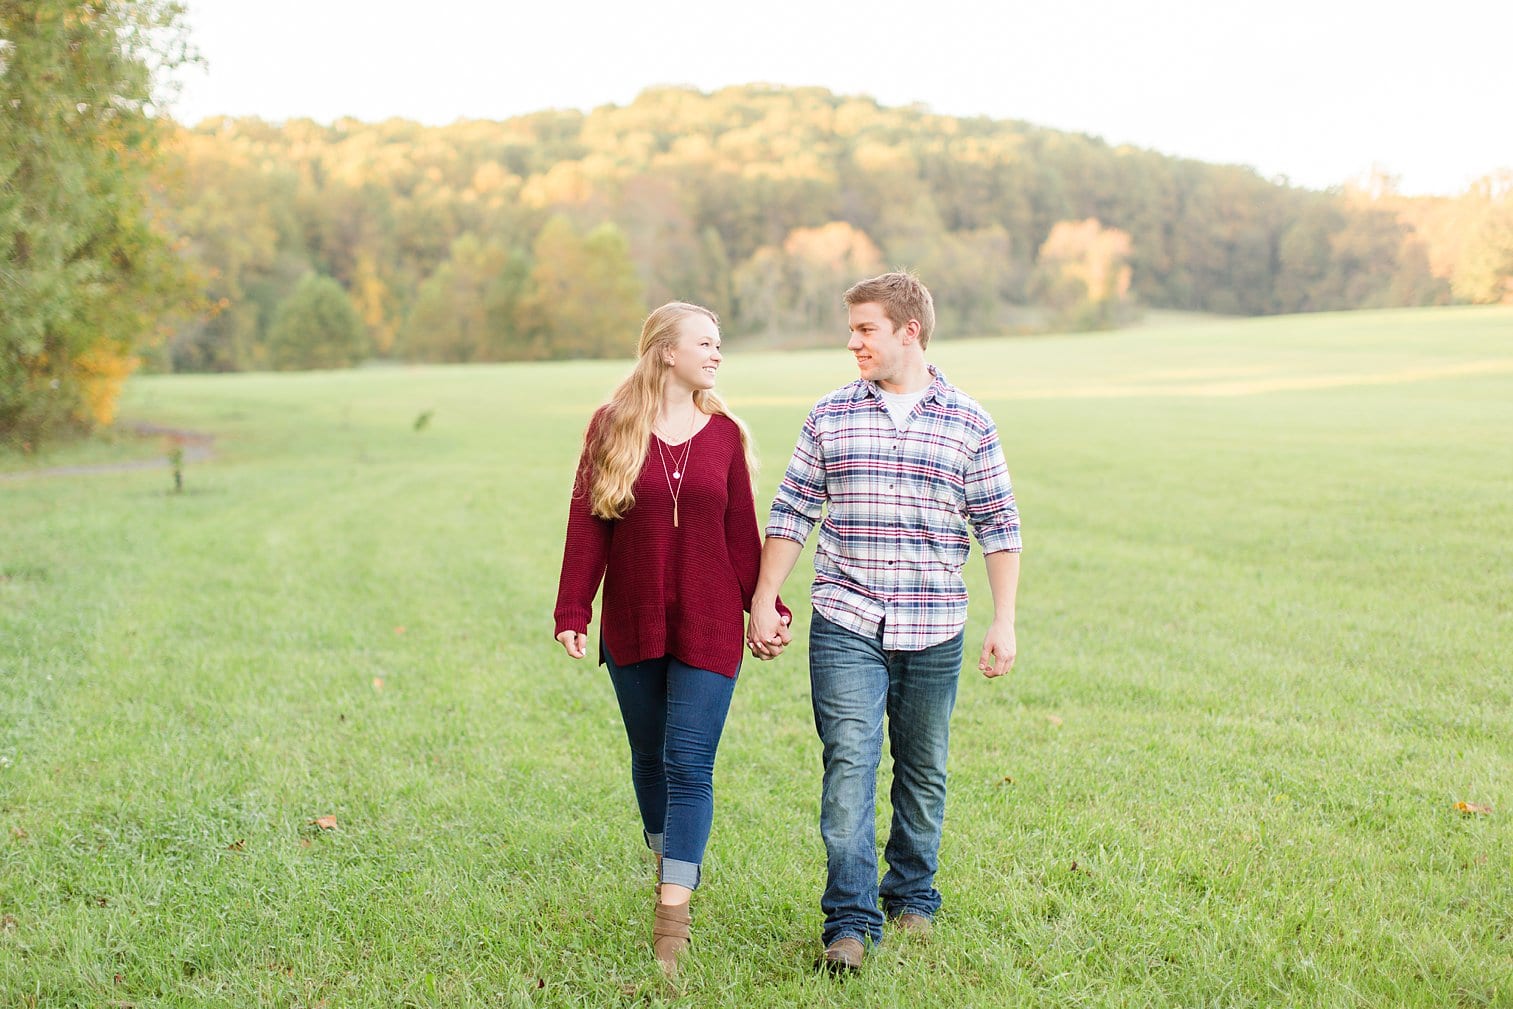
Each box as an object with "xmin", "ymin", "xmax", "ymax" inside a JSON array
[
  {"xmin": 603, "ymin": 644, "xmax": 737, "ymax": 890},
  {"xmin": 809, "ymin": 610, "xmax": 963, "ymax": 946}
]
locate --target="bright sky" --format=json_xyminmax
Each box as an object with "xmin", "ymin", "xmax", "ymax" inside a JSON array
[{"xmin": 169, "ymin": 0, "xmax": 1511, "ymax": 197}]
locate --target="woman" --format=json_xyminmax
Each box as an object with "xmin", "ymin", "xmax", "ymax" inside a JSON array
[{"xmin": 553, "ymin": 302, "xmax": 789, "ymax": 975}]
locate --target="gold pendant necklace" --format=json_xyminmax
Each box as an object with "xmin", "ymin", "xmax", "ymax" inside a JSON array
[
  {"xmin": 654, "ymin": 411, "xmax": 697, "ymax": 526},
  {"xmin": 655, "ymin": 440, "xmax": 686, "ymax": 526}
]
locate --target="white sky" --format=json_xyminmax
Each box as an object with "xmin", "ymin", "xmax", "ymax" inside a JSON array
[{"xmin": 168, "ymin": 0, "xmax": 1511, "ymax": 197}]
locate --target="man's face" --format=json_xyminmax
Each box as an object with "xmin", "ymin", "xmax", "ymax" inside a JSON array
[{"xmin": 846, "ymin": 301, "xmax": 911, "ymax": 387}]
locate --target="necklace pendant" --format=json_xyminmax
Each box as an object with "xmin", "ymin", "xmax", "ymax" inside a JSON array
[{"xmin": 672, "ymin": 470, "xmax": 681, "ymax": 480}]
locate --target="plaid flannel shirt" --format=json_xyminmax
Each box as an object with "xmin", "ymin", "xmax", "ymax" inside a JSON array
[{"xmin": 766, "ymin": 366, "xmax": 1020, "ymax": 651}]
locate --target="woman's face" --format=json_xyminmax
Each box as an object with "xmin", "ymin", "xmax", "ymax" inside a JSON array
[{"xmin": 666, "ymin": 314, "xmax": 722, "ymax": 392}]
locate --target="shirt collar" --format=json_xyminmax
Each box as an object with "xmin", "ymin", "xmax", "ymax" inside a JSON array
[{"xmin": 860, "ymin": 364, "xmax": 949, "ymax": 403}]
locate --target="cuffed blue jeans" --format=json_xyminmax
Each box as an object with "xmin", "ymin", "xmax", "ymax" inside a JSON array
[
  {"xmin": 603, "ymin": 644, "xmax": 736, "ymax": 891},
  {"xmin": 809, "ymin": 610, "xmax": 963, "ymax": 946}
]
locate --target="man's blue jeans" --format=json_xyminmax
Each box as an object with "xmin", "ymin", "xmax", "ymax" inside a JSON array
[
  {"xmin": 603, "ymin": 644, "xmax": 737, "ymax": 890},
  {"xmin": 809, "ymin": 610, "xmax": 963, "ymax": 946}
]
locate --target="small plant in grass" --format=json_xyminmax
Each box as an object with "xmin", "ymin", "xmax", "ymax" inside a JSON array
[{"xmin": 167, "ymin": 445, "xmax": 184, "ymax": 493}]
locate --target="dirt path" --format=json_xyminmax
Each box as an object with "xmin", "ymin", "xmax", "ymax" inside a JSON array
[{"xmin": 0, "ymin": 423, "xmax": 216, "ymax": 481}]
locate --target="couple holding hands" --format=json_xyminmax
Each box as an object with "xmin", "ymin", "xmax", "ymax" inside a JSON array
[{"xmin": 553, "ymin": 272, "xmax": 1021, "ymax": 975}]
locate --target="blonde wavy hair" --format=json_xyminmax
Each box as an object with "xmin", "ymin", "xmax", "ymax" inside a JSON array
[{"xmin": 581, "ymin": 302, "xmax": 758, "ymax": 520}]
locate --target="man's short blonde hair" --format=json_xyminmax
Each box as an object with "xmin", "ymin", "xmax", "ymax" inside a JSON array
[{"xmin": 843, "ymin": 271, "xmax": 936, "ymax": 348}]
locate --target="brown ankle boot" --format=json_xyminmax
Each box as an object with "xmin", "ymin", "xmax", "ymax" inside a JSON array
[{"xmin": 652, "ymin": 899, "xmax": 691, "ymax": 975}]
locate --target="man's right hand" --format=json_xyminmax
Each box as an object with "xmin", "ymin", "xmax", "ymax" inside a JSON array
[
  {"xmin": 746, "ymin": 599, "xmax": 792, "ymax": 659},
  {"xmin": 556, "ymin": 630, "xmax": 588, "ymax": 659}
]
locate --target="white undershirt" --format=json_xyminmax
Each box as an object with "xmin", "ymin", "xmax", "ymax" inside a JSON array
[{"xmin": 879, "ymin": 387, "xmax": 929, "ymax": 429}]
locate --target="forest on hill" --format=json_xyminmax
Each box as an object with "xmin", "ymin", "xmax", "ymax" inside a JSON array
[
  {"xmin": 158, "ymin": 84, "xmax": 1511, "ymax": 372},
  {"xmin": 6, "ymin": 0, "xmax": 1510, "ymax": 450}
]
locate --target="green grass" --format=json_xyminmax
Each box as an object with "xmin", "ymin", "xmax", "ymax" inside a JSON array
[{"xmin": 2, "ymin": 306, "xmax": 1511, "ymax": 1007}]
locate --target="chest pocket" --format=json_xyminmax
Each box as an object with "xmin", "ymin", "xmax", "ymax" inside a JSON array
[{"xmin": 901, "ymin": 429, "xmax": 971, "ymax": 504}]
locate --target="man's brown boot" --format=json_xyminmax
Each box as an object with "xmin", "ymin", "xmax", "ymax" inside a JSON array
[
  {"xmin": 891, "ymin": 912, "xmax": 932, "ymax": 936},
  {"xmin": 652, "ymin": 900, "xmax": 691, "ymax": 976},
  {"xmin": 820, "ymin": 936, "xmax": 865, "ymax": 973}
]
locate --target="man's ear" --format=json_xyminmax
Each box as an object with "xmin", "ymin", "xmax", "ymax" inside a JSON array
[{"xmin": 902, "ymin": 318, "xmax": 922, "ymax": 345}]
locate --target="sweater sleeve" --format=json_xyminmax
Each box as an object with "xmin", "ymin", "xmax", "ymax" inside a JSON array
[{"xmin": 553, "ymin": 414, "xmax": 613, "ymax": 636}]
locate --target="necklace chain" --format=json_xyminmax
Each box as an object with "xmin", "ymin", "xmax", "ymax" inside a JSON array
[{"xmin": 654, "ymin": 411, "xmax": 698, "ymax": 526}]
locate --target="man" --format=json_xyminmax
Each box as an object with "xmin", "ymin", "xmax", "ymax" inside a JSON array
[{"xmin": 746, "ymin": 271, "xmax": 1021, "ymax": 972}]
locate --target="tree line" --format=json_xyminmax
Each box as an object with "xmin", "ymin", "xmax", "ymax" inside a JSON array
[
  {"xmin": 156, "ymin": 87, "xmax": 1509, "ymax": 374},
  {"xmin": 4, "ymin": 1, "xmax": 1510, "ymax": 447}
]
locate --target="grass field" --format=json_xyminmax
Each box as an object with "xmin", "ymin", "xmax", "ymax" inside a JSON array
[{"xmin": 2, "ymin": 306, "xmax": 1511, "ymax": 1007}]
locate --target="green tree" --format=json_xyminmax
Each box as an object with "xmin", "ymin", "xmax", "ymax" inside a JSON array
[
  {"xmin": 517, "ymin": 216, "xmax": 644, "ymax": 358},
  {"xmin": 265, "ymin": 273, "xmax": 369, "ymax": 370},
  {"xmin": 400, "ymin": 233, "xmax": 531, "ymax": 362},
  {"xmin": 157, "ymin": 130, "xmax": 309, "ymax": 372},
  {"xmin": 1, "ymin": 0, "xmax": 195, "ymax": 446}
]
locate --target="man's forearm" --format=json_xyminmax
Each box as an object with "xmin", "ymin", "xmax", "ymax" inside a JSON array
[
  {"xmin": 754, "ymin": 536, "xmax": 805, "ymax": 604},
  {"xmin": 984, "ymin": 550, "xmax": 1020, "ymax": 622}
]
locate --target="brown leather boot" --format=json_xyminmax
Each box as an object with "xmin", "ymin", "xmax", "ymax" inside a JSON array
[{"xmin": 652, "ymin": 899, "xmax": 691, "ymax": 976}]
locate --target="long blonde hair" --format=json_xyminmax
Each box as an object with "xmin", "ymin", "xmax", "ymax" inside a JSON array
[{"xmin": 581, "ymin": 302, "xmax": 758, "ymax": 520}]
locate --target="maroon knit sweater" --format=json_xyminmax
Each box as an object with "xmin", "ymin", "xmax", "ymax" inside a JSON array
[{"xmin": 554, "ymin": 411, "xmax": 787, "ymax": 677}]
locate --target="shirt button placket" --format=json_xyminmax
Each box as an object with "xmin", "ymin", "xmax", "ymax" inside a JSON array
[{"xmin": 887, "ymin": 430, "xmax": 899, "ymax": 640}]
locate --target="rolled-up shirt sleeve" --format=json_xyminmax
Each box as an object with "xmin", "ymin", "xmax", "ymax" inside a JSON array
[
  {"xmin": 765, "ymin": 411, "xmax": 827, "ymax": 545},
  {"xmin": 964, "ymin": 421, "xmax": 1021, "ymax": 554}
]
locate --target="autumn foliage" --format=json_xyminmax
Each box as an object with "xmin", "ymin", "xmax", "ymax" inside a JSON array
[{"xmin": 148, "ymin": 86, "xmax": 1511, "ymax": 376}]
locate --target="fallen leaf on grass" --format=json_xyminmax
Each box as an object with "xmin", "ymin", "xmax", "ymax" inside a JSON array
[
  {"xmin": 2, "ymin": 914, "xmax": 17, "ymax": 930},
  {"xmin": 1454, "ymin": 801, "xmax": 1492, "ymax": 815},
  {"xmin": 1000, "ymin": 775, "xmax": 1015, "ymax": 785},
  {"xmin": 226, "ymin": 839, "xmax": 245, "ymax": 852},
  {"xmin": 371, "ymin": 677, "xmax": 384, "ymax": 692},
  {"xmin": 10, "ymin": 826, "xmax": 25, "ymax": 839},
  {"xmin": 299, "ymin": 838, "xmax": 312, "ymax": 848},
  {"xmin": 310, "ymin": 815, "xmax": 338, "ymax": 830},
  {"xmin": 1045, "ymin": 714, "xmax": 1063, "ymax": 727},
  {"xmin": 393, "ymin": 626, "xmax": 406, "ymax": 635}
]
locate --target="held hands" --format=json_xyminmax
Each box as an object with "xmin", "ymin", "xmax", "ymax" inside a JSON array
[
  {"xmin": 556, "ymin": 630, "xmax": 588, "ymax": 659},
  {"xmin": 978, "ymin": 618, "xmax": 1017, "ymax": 678},
  {"xmin": 746, "ymin": 602, "xmax": 792, "ymax": 660}
]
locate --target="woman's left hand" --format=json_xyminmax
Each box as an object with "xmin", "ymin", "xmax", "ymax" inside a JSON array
[{"xmin": 747, "ymin": 608, "xmax": 791, "ymax": 660}]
